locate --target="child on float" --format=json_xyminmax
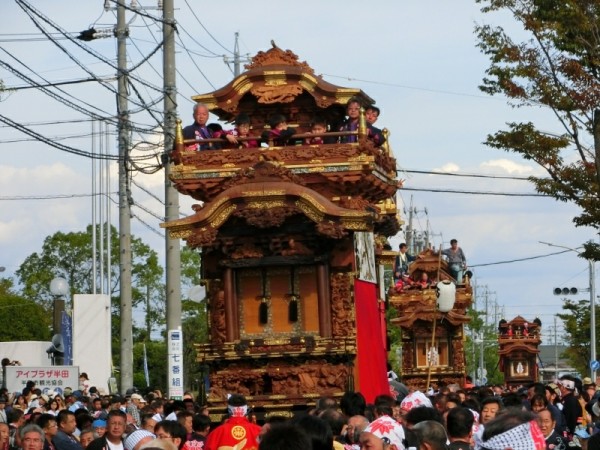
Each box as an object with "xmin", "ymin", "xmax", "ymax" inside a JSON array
[
  {"xmin": 304, "ymin": 116, "xmax": 336, "ymax": 145},
  {"xmin": 261, "ymin": 114, "xmax": 296, "ymax": 146},
  {"xmin": 221, "ymin": 113, "xmax": 259, "ymax": 149}
]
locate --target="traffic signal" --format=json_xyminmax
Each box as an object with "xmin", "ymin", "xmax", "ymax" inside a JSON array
[{"xmin": 553, "ymin": 287, "xmax": 578, "ymax": 295}]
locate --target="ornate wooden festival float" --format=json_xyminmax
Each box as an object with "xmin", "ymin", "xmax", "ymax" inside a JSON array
[
  {"xmin": 162, "ymin": 44, "xmax": 400, "ymax": 417},
  {"xmin": 389, "ymin": 250, "xmax": 473, "ymax": 390},
  {"xmin": 497, "ymin": 316, "xmax": 542, "ymax": 387}
]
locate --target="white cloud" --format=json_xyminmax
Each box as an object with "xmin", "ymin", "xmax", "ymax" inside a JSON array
[{"xmin": 480, "ymin": 159, "xmax": 538, "ymax": 175}]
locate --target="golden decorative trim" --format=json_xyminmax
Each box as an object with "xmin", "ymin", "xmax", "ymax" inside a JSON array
[
  {"xmin": 175, "ymin": 119, "xmax": 183, "ymax": 145},
  {"xmin": 235, "ymin": 81, "xmax": 253, "ymax": 96},
  {"xmin": 210, "ymin": 205, "xmax": 237, "ymax": 228},
  {"xmin": 190, "ymin": 95, "xmax": 217, "ymax": 109},
  {"xmin": 265, "ymin": 79, "xmax": 287, "ymax": 86},
  {"xmin": 348, "ymin": 154, "xmax": 374, "ymax": 162},
  {"xmin": 264, "ymin": 411, "xmax": 294, "ymax": 419},
  {"xmin": 232, "ymin": 75, "xmax": 249, "ymax": 89},
  {"xmin": 170, "ymin": 229, "xmax": 192, "ymax": 239},
  {"xmin": 295, "ymin": 201, "xmax": 324, "ymax": 223},
  {"xmin": 241, "ymin": 190, "xmax": 286, "ymax": 197},
  {"xmin": 297, "ymin": 193, "xmax": 326, "ymax": 212},
  {"xmin": 299, "ymin": 78, "xmax": 316, "ymax": 92},
  {"xmin": 341, "ymin": 220, "xmax": 369, "ymax": 230},
  {"xmin": 246, "ymin": 200, "xmax": 286, "ymax": 209},
  {"xmin": 205, "ymin": 196, "xmax": 231, "ymax": 217},
  {"xmin": 264, "ymin": 338, "xmax": 291, "ymax": 346},
  {"xmin": 307, "ymin": 166, "xmax": 326, "ymax": 173}
]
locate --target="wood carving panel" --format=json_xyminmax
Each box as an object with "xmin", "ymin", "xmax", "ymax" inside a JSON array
[
  {"xmin": 245, "ymin": 45, "xmax": 314, "ymax": 73},
  {"xmin": 209, "ymin": 281, "xmax": 226, "ymax": 344},
  {"xmin": 207, "ymin": 360, "xmax": 349, "ymax": 401},
  {"xmin": 330, "ymin": 273, "xmax": 355, "ymax": 338},
  {"xmin": 233, "ymin": 205, "xmax": 298, "ymax": 228}
]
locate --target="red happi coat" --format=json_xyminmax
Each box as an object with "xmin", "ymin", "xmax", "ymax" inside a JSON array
[{"xmin": 204, "ymin": 417, "xmax": 261, "ymax": 450}]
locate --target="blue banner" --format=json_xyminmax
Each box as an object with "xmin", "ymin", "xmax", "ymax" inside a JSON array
[
  {"xmin": 61, "ymin": 311, "xmax": 73, "ymax": 365},
  {"xmin": 143, "ymin": 343, "xmax": 150, "ymax": 387}
]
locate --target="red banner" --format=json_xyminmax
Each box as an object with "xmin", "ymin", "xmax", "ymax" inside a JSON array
[{"xmin": 354, "ymin": 279, "xmax": 389, "ymax": 403}]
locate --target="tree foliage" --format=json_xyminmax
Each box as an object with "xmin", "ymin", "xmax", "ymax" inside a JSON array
[
  {"xmin": 16, "ymin": 224, "xmax": 163, "ymax": 321},
  {"xmin": 476, "ymin": 0, "xmax": 600, "ymax": 257},
  {"xmin": 464, "ymin": 306, "xmax": 505, "ymax": 386},
  {"xmin": 0, "ymin": 278, "xmax": 52, "ymax": 341},
  {"xmin": 557, "ymin": 298, "xmax": 597, "ymax": 374}
]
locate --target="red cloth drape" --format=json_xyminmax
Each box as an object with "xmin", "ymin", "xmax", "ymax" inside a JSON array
[{"xmin": 354, "ymin": 279, "xmax": 389, "ymax": 403}]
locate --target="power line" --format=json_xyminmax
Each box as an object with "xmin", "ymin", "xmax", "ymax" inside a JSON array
[
  {"xmin": 0, "ymin": 192, "xmax": 116, "ymax": 201},
  {"xmin": 6, "ymin": 77, "xmax": 113, "ymax": 91},
  {"xmin": 400, "ymin": 168, "xmax": 534, "ymax": 181},
  {"xmin": 0, "ymin": 113, "xmax": 158, "ymax": 162},
  {"xmin": 175, "ymin": 29, "xmax": 216, "ymax": 90},
  {"xmin": 401, "ymin": 187, "xmax": 547, "ymax": 197},
  {"xmin": 470, "ymin": 249, "xmax": 572, "ymax": 268},
  {"xmin": 182, "ymin": 0, "xmax": 232, "ymax": 55},
  {"xmin": 323, "ymin": 73, "xmax": 505, "ymax": 101}
]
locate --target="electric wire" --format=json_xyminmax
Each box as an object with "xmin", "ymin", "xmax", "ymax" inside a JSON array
[
  {"xmin": 174, "ymin": 30, "xmax": 216, "ymax": 90},
  {"xmin": 470, "ymin": 249, "xmax": 572, "ymax": 268},
  {"xmin": 133, "ymin": 201, "xmax": 164, "ymax": 222},
  {"xmin": 400, "ymin": 168, "xmax": 533, "ymax": 181},
  {"xmin": 108, "ymin": 0, "xmax": 169, "ymax": 26},
  {"xmin": 0, "ymin": 192, "xmax": 115, "ymax": 201},
  {"xmin": 401, "ymin": 186, "xmax": 548, "ymax": 197},
  {"xmin": 6, "ymin": 77, "xmax": 111, "ymax": 90},
  {"xmin": 0, "ymin": 54, "xmax": 160, "ymax": 135},
  {"xmin": 323, "ymin": 73, "xmax": 506, "ymax": 101},
  {"xmin": 0, "ymin": 113, "xmax": 158, "ymax": 162},
  {"xmin": 181, "ymin": 0, "xmax": 231, "ymax": 55},
  {"xmin": 131, "ymin": 212, "xmax": 163, "ymax": 237},
  {"xmin": 16, "ymin": 0, "xmax": 165, "ymax": 97}
]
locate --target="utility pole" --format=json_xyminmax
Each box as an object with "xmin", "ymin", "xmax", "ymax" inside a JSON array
[
  {"xmin": 233, "ymin": 32, "xmax": 240, "ymax": 77},
  {"xmin": 163, "ymin": 0, "xmax": 181, "ymax": 335},
  {"xmin": 116, "ymin": 1, "xmax": 134, "ymax": 392},
  {"xmin": 224, "ymin": 33, "xmax": 249, "ymax": 77}
]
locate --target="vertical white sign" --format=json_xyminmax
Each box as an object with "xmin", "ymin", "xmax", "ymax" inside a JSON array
[{"xmin": 168, "ymin": 329, "xmax": 184, "ymax": 400}]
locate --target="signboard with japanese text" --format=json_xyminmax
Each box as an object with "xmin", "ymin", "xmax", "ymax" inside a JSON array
[
  {"xmin": 167, "ymin": 329, "xmax": 184, "ymax": 400},
  {"xmin": 5, "ymin": 366, "xmax": 79, "ymax": 395}
]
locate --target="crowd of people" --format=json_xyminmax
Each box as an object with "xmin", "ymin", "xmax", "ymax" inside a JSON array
[
  {"xmin": 4, "ymin": 371, "xmax": 600, "ymax": 450},
  {"xmin": 0, "ymin": 374, "xmax": 211, "ymax": 450},
  {"xmin": 182, "ymin": 97, "xmax": 386, "ymax": 151}
]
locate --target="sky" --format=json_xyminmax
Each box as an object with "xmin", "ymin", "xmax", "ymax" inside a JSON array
[{"xmin": 1, "ymin": 0, "xmax": 597, "ymax": 345}]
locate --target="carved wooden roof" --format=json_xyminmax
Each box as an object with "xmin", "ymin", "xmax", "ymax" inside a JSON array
[
  {"xmin": 389, "ymin": 288, "xmax": 473, "ymax": 328},
  {"xmin": 161, "ymin": 161, "xmax": 375, "ymax": 247},
  {"xmin": 192, "ymin": 43, "xmax": 374, "ymax": 121}
]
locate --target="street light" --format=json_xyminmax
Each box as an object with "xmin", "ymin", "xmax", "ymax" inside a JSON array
[
  {"xmin": 49, "ymin": 277, "xmax": 68, "ymax": 365},
  {"xmin": 540, "ymin": 241, "xmax": 597, "ymax": 379}
]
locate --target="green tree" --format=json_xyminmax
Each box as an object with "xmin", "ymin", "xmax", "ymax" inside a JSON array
[
  {"xmin": 16, "ymin": 224, "xmax": 163, "ymax": 320},
  {"xmin": 557, "ymin": 298, "xmax": 597, "ymax": 374},
  {"xmin": 16, "ymin": 225, "xmax": 165, "ymax": 387},
  {"xmin": 464, "ymin": 306, "xmax": 505, "ymax": 385},
  {"xmin": 476, "ymin": 0, "xmax": 600, "ymax": 258},
  {"xmin": 180, "ymin": 246, "xmax": 208, "ymax": 392},
  {"xmin": 0, "ymin": 278, "xmax": 52, "ymax": 341},
  {"xmin": 132, "ymin": 340, "xmax": 167, "ymax": 391}
]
